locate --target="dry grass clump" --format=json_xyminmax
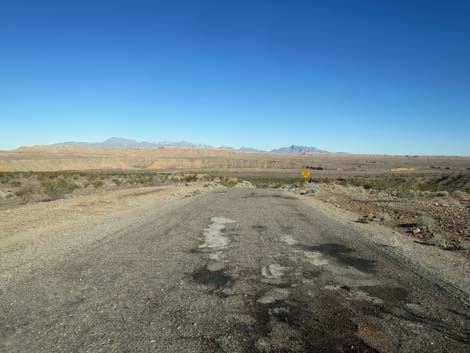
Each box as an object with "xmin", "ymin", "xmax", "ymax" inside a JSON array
[
  {"xmin": 15, "ymin": 186, "xmax": 34, "ymax": 204},
  {"xmin": 41, "ymin": 179, "xmax": 80, "ymax": 200},
  {"xmin": 416, "ymin": 215, "xmax": 435, "ymax": 227}
]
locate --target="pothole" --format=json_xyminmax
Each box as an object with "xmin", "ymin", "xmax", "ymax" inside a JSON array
[{"xmin": 192, "ymin": 267, "xmax": 232, "ymax": 290}]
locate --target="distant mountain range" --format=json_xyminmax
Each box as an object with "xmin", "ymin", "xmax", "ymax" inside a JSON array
[
  {"xmin": 271, "ymin": 145, "xmax": 327, "ymax": 154},
  {"xmin": 54, "ymin": 137, "xmax": 213, "ymax": 149},
  {"xmin": 53, "ymin": 138, "xmax": 327, "ymax": 154}
]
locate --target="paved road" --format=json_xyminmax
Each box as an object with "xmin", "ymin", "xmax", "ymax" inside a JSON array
[{"xmin": 1, "ymin": 188, "xmax": 469, "ymax": 353}]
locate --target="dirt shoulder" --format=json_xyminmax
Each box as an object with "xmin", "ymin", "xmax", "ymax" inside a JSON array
[
  {"xmin": 298, "ymin": 189, "xmax": 470, "ymax": 301},
  {"xmin": 310, "ymin": 183, "xmax": 470, "ymax": 251},
  {"xmin": 0, "ymin": 182, "xmax": 217, "ymax": 254}
]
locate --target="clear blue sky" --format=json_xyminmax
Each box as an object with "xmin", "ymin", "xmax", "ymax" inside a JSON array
[{"xmin": 1, "ymin": 0, "xmax": 469, "ymax": 155}]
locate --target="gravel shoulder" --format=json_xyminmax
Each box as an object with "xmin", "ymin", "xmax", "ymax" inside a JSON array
[
  {"xmin": 0, "ymin": 183, "xmax": 216, "ymax": 287},
  {"xmin": 299, "ymin": 194, "xmax": 470, "ymax": 303}
]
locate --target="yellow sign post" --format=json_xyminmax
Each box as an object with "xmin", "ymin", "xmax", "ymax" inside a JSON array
[{"xmin": 301, "ymin": 169, "xmax": 311, "ymax": 180}]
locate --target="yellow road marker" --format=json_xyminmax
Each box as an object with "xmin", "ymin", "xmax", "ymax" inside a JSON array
[{"xmin": 301, "ymin": 169, "xmax": 311, "ymax": 180}]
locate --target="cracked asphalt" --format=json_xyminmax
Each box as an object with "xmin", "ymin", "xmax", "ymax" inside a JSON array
[{"xmin": 1, "ymin": 188, "xmax": 469, "ymax": 353}]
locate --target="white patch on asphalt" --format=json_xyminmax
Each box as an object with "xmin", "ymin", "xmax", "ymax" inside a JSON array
[
  {"xmin": 261, "ymin": 263, "xmax": 289, "ymax": 285},
  {"xmin": 281, "ymin": 235, "xmax": 297, "ymax": 245},
  {"xmin": 347, "ymin": 290, "xmax": 383, "ymax": 304},
  {"xmin": 323, "ymin": 285, "xmax": 383, "ymax": 304},
  {"xmin": 208, "ymin": 252, "xmax": 224, "ymax": 261},
  {"xmin": 199, "ymin": 216, "xmax": 236, "ymax": 265},
  {"xmin": 261, "ymin": 264, "xmax": 288, "ymax": 279},
  {"xmin": 257, "ymin": 288, "xmax": 290, "ymax": 304},
  {"xmin": 303, "ymin": 251, "xmax": 329, "ymax": 266},
  {"xmin": 323, "ymin": 285, "xmax": 342, "ymax": 291},
  {"xmin": 199, "ymin": 217, "xmax": 235, "ymax": 252},
  {"xmin": 334, "ymin": 276, "xmax": 381, "ymax": 287},
  {"xmin": 207, "ymin": 262, "xmax": 226, "ymax": 272},
  {"xmin": 303, "ymin": 250, "xmax": 382, "ymax": 288}
]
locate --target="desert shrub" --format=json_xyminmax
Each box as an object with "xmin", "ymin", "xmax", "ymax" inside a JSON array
[
  {"xmin": 416, "ymin": 215, "xmax": 435, "ymax": 227},
  {"xmin": 205, "ymin": 174, "xmax": 216, "ymax": 181},
  {"xmin": 420, "ymin": 190, "xmax": 433, "ymax": 197},
  {"xmin": 41, "ymin": 179, "xmax": 80, "ymax": 200},
  {"xmin": 86, "ymin": 174, "xmax": 100, "ymax": 181},
  {"xmin": 37, "ymin": 175, "xmax": 48, "ymax": 182},
  {"xmin": 92, "ymin": 180, "xmax": 104, "ymax": 188},
  {"xmin": 449, "ymin": 199, "xmax": 463, "ymax": 208},
  {"xmin": 43, "ymin": 172, "xmax": 62, "ymax": 180},
  {"xmin": 221, "ymin": 177, "xmax": 239, "ymax": 187},
  {"xmin": 37, "ymin": 172, "xmax": 63, "ymax": 182},
  {"xmin": 435, "ymin": 190, "xmax": 449, "ymax": 197},
  {"xmin": 395, "ymin": 184, "xmax": 418, "ymax": 198},
  {"xmin": 127, "ymin": 175, "xmax": 153, "ymax": 185},
  {"xmin": 452, "ymin": 190, "xmax": 467, "ymax": 198},
  {"xmin": 10, "ymin": 180, "xmax": 21, "ymax": 187},
  {"xmin": 112, "ymin": 178, "xmax": 122, "ymax": 186},
  {"xmin": 84, "ymin": 180, "xmax": 104, "ymax": 188},
  {"xmin": 15, "ymin": 186, "xmax": 34, "ymax": 204},
  {"xmin": 19, "ymin": 172, "xmax": 33, "ymax": 178},
  {"xmin": 182, "ymin": 174, "xmax": 197, "ymax": 182}
]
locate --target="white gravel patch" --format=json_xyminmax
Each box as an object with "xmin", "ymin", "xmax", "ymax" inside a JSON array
[{"xmin": 198, "ymin": 216, "xmax": 235, "ymax": 252}]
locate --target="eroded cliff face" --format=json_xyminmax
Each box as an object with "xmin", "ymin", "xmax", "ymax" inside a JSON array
[
  {"xmin": 146, "ymin": 158, "xmax": 302, "ymax": 170},
  {"xmin": 0, "ymin": 146, "xmax": 309, "ymax": 171},
  {"xmin": 0, "ymin": 159, "xmax": 131, "ymax": 172},
  {"xmin": 0, "ymin": 158, "xmax": 304, "ymax": 172},
  {"xmin": 1, "ymin": 145, "xmax": 469, "ymax": 172}
]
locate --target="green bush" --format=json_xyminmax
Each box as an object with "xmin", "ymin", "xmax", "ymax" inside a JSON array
[
  {"xmin": 221, "ymin": 177, "xmax": 239, "ymax": 187},
  {"xmin": 128, "ymin": 176, "xmax": 153, "ymax": 185},
  {"xmin": 92, "ymin": 180, "xmax": 104, "ymax": 188},
  {"xmin": 453, "ymin": 190, "xmax": 467, "ymax": 198},
  {"xmin": 435, "ymin": 190, "xmax": 449, "ymax": 197},
  {"xmin": 41, "ymin": 180, "xmax": 80, "ymax": 200},
  {"xmin": 15, "ymin": 186, "xmax": 34, "ymax": 204},
  {"xmin": 86, "ymin": 174, "xmax": 100, "ymax": 181},
  {"xmin": 112, "ymin": 178, "xmax": 122, "ymax": 186},
  {"xmin": 416, "ymin": 215, "xmax": 435, "ymax": 227},
  {"xmin": 182, "ymin": 174, "xmax": 197, "ymax": 182}
]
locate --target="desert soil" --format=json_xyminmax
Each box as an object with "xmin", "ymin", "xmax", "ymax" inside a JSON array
[{"xmin": 310, "ymin": 183, "xmax": 470, "ymax": 254}]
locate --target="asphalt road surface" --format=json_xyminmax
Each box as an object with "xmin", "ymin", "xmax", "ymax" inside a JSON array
[{"xmin": 1, "ymin": 188, "xmax": 469, "ymax": 353}]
